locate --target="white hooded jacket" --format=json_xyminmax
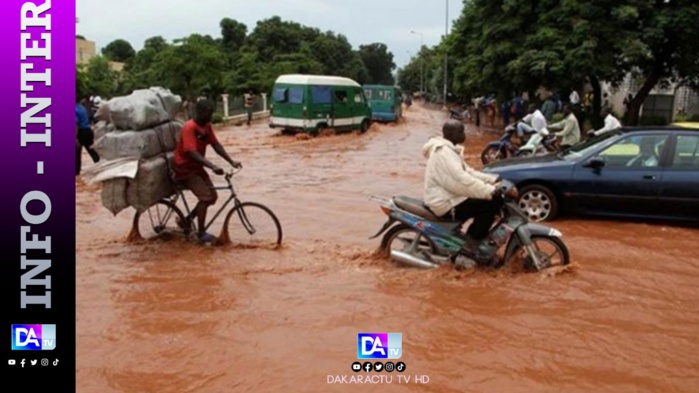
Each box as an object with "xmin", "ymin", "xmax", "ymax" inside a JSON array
[{"xmin": 422, "ymin": 136, "xmax": 498, "ymax": 217}]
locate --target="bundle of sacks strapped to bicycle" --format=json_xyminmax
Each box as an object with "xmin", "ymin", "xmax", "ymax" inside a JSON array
[
  {"xmin": 81, "ymin": 87, "xmax": 273, "ymax": 246},
  {"xmin": 79, "ymin": 87, "xmax": 188, "ymax": 241}
]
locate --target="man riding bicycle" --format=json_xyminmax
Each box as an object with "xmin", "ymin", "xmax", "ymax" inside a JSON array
[{"xmin": 172, "ymin": 99, "xmax": 241, "ymax": 243}]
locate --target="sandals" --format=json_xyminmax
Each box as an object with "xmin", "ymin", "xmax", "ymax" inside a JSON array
[{"xmin": 198, "ymin": 232, "xmax": 217, "ymax": 243}]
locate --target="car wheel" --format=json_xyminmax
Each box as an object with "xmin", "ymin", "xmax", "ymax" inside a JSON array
[{"xmin": 518, "ymin": 184, "xmax": 559, "ymax": 222}]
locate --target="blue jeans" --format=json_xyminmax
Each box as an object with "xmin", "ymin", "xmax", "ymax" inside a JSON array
[{"xmin": 516, "ymin": 123, "xmax": 536, "ymax": 138}]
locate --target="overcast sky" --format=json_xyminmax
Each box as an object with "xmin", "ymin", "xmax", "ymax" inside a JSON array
[{"xmin": 76, "ymin": 0, "xmax": 463, "ymax": 69}]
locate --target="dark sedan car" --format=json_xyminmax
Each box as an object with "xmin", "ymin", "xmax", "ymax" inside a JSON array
[{"xmin": 482, "ymin": 125, "xmax": 699, "ymax": 223}]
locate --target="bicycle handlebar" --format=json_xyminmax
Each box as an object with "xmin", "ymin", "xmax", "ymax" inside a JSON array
[{"xmin": 223, "ymin": 164, "xmax": 243, "ymax": 181}]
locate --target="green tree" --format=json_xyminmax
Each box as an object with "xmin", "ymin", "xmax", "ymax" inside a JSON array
[
  {"xmin": 397, "ymin": 46, "xmax": 434, "ymax": 93},
  {"xmin": 152, "ymin": 34, "xmax": 227, "ymax": 101},
  {"xmin": 447, "ymin": 0, "xmax": 699, "ymax": 125},
  {"xmin": 85, "ymin": 56, "xmax": 117, "ymax": 97},
  {"xmin": 245, "ymin": 16, "xmax": 320, "ymax": 61},
  {"xmin": 97, "ymin": 16, "xmax": 399, "ymax": 103},
  {"xmin": 359, "ymin": 43, "xmax": 396, "ymax": 85},
  {"xmin": 219, "ymin": 18, "xmax": 247, "ymax": 53},
  {"xmin": 616, "ymin": 0, "xmax": 699, "ymax": 125},
  {"xmin": 121, "ymin": 36, "xmax": 171, "ymax": 94},
  {"xmin": 310, "ymin": 32, "xmax": 367, "ymax": 82},
  {"xmin": 76, "ymin": 64, "xmax": 89, "ymax": 99},
  {"xmin": 101, "ymin": 39, "xmax": 136, "ymax": 63}
]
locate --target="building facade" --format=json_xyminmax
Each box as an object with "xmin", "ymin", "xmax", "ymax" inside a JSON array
[
  {"xmin": 76, "ymin": 37, "xmax": 125, "ymax": 72},
  {"xmin": 603, "ymin": 74, "xmax": 699, "ymax": 123},
  {"xmin": 76, "ymin": 37, "xmax": 96, "ymax": 65}
]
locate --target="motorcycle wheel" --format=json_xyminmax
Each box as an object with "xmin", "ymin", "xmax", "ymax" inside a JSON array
[
  {"xmin": 380, "ymin": 224, "xmax": 437, "ymax": 257},
  {"xmin": 481, "ymin": 146, "xmax": 506, "ymax": 164},
  {"xmin": 505, "ymin": 235, "xmax": 570, "ymax": 271},
  {"xmin": 515, "ymin": 149, "xmax": 533, "ymax": 158}
]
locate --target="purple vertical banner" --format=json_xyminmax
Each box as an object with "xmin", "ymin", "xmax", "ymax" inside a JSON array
[{"xmin": 0, "ymin": 0, "xmax": 75, "ymax": 388}]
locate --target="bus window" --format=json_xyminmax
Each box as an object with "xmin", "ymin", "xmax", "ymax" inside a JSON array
[{"xmin": 288, "ymin": 87, "xmax": 304, "ymax": 104}]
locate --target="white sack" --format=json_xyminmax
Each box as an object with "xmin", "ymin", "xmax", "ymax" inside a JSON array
[
  {"xmin": 93, "ymin": 121, "xmax": 116, "ymax": 141},
  {"xmin": 103, "ymin": 87, "xmax": 182, "ymax": 131},
  {"xmin": 126, "ymin": 153, "xmax": 176, "ymax": 213},
  {"xmin": 101, "ymin": 178, "xmax": 130, "ymax": 216},
  {"xmin": 92, "ymin": 120, "xmax": 183, "ymax": 161}
]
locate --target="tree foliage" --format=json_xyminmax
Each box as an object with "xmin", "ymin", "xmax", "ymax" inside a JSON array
[
  {"xmin": 78, "ymin": 16, "xmax": 396, "ymax": 111},
  {"xmin": 219, "ymin": 18, "xmax": 247, "ymax": 54},
  {"xmin": 397, "ymin": 43, "xmax": 454, "ymax": 101},
  {"xmin": 151, "ymin": 34, "xmax": 227, "ymax": 101},
  {"xmin": 101, "ymin": 39, "xmax": 136, "ymax": 63},
  {"xmin": 359, "ymin": 43, "xmax": 396, "ymax": 85},
  {"xmin": 84, "ymin": 56, "xmax": 118, "ymax": 97},
  {"xmin": 398, "ymin": 0, "xmax": 699, "ymax": 124}
]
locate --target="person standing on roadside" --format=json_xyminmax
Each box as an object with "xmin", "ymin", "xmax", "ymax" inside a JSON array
[
  {"xmin": 541, "ymin": 95, "xmax": 557, "ymax": 121},
  {"xmin": 76, "ymin": 96, "xmax": 100, "ymax": 175},
  {"xmin": 89, "ymin": 92, "xmax": 102, "ymax": 124},
  {"xmin": 569, "ymin": 90, "xmax": 580, "ymax": 106},
  {"xmin": 244, "ymin": 91, "xmax": 256, "ymax": 126}
]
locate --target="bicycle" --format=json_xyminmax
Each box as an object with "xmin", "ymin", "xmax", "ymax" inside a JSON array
[{"xmin": 130, "ymin": 164, "xmax": 283, "ymax": 248}]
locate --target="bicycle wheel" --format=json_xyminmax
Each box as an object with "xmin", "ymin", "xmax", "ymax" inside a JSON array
[
  {"xmin": 220, "ymin": 202, "xmax": 282, "ymax": 249},
  {"xmin": 130, "ymin": 200, "xmax": 188, "ymax": 240}
]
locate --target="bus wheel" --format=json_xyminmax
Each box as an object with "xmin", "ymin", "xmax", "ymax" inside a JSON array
[
  {"xmin": 359, "ymin": 119, "xmax": 370, "ymax": 133},
  {"xmin": 312, "ymin": 124, "xmax": 326, "ymax": 137}
]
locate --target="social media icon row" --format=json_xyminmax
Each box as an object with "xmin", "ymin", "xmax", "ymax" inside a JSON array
[
  {"xmin": 352, "ymin": 361, "xmax": 405, "ymax": 373},
  {"xmin": 8, "ymin": 359, "xmax": 58, "ymax": 367}
]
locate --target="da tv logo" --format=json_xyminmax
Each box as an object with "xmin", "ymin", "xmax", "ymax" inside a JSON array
[
  {"xmin": 11, "ymin": 324, "xmax": 56, "ymax": 350},
  {"xmin": 357, "ymin": 333, "xmax": 402, "ymax": 359}
]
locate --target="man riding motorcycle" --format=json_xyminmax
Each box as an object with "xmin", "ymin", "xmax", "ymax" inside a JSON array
[
  {"xmin": 514, "ymin": 103, "xmax": 550, "ymax": 153},
  {"xmin": 422, "ymin": 120, "xmax": 518, "ymax": 263}
]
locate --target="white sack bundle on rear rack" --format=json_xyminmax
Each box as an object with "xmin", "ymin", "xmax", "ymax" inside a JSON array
[
  {"xmin": 83, "ymin": 153, "xmax": 176, "ymax": 216},
  {"xmin": 93, "ymin": 121, "xmax": 116, "ymax": 141},
  {"xmin": 125, "ymin": 152, "xmax": 176, "ymax": 213},
  {"xmin": 92, "ymin": 120, "xmax": 183, "ymax": 161},
  {"xmin": 97, "ymin": 87, "xmax": 182, "ymax": 131}
]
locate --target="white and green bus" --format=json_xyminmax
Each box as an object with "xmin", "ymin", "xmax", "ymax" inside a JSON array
[{"xmin": 269, "ymin": 74, "xmax": 372, "ymax": 136}]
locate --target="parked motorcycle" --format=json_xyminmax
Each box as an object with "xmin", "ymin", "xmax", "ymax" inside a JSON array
[
  {"xmin": 480, "ymin": 124, "xmax": 558, "ymax": 165},
  {"xmin": 369, "ymin": 180, "xmax": 570, "ymax": 272}
]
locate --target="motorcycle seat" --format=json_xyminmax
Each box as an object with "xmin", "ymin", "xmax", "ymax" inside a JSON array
[{"xmin": 393, "ymin": 196, "xmax": 444, "ymax": 222}]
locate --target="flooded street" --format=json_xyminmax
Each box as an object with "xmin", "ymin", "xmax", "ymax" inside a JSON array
[{"xmin": 76, "ymin": 105, "xmax": 699, "ymax": 393}]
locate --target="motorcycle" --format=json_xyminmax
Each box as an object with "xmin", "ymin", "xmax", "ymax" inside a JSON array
[
  {"xmin": 480, "ymin": 123, "xmax": 558, "ymax": 165},
  {"xmin": 369, "ymin": 180, "xmax": 570, "ymax": 272},
  {"xmin": 448, "ymin": 107, "xmax": 470, "ymax": 123}
]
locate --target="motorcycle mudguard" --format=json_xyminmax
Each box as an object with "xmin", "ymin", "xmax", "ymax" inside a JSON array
[
  {"xmin": 501, "ymin": 223, "xmax": 562, "ymax": 263},
  {"xmin": 369, "ymin": 217, "xmax": 396, "ymax": 239},
  {"xmin": 526, "ymin": 223, "xmax": 563, "ymax": 238},
  {"xmin": 485, "ymin": 141, "xmax": 505, "ymax": 151}
]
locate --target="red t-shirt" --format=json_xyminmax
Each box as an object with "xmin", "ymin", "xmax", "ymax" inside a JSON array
[{"xmin": 172, "ymin": 120, "xmax": 219, "ymax": 178}]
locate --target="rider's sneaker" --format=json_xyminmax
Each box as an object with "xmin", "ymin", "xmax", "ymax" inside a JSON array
[
  {"xmin": 454, "ymin": 255, "xmax": 477, "ymax": 269},
  {"xmin": 198, "ymin": 232, "xmax": 217, "ymax": 244},
  {"xmin": 463, "ymin": 235, "xmax": 497, "ymax": 266}
]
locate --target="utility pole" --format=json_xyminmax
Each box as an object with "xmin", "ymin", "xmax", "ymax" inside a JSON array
[
  {"xmin": 443, "ymin": 0, "xmax": 449, "ymax": 105},
  {"xmin": 410, "ymin": 30, "xmax": 425, "ymax": 94}
]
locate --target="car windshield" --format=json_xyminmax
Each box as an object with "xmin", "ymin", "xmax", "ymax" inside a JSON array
[{"xmin": 558, "ymin": 130, "xmax": 622, "ymax": 160}]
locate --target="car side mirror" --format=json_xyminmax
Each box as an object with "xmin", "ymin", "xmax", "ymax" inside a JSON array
[{"xmin": 584, "ymin": 157, "xmax": 605, "ymax": 169}]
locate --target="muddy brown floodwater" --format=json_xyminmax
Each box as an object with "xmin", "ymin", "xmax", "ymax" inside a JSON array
[{"xmin": 76, "ymin": 105, "xmax": 699, "ymax": 393}]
